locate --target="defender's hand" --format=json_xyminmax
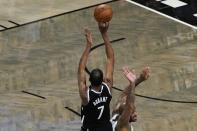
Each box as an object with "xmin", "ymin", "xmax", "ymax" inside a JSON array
[
  {"xmin": 140, "ymin": 66, "xmax": 150, "ymax": 81},
  {"xmin": 122, "ymin": 66, "xmax": 136, "ymax": 84}
]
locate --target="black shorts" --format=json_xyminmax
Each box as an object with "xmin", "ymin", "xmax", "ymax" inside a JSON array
[{"xmin": 81, "ymin": 122, "xmax": 112, "ymax": 131}]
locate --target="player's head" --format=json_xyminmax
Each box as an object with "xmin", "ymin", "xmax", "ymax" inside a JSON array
[
  {"xmin": 118, "ymin": 103, "xmax": 137, "ymax": 123},
  {"xmin": 89, "ymin": 68, "xmax": 103, "ymax": 87}
]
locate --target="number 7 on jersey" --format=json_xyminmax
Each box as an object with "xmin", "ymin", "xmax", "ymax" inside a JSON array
[{"xmin": 97, "ymin": 106, "xmax": 104, "ymax": 120}]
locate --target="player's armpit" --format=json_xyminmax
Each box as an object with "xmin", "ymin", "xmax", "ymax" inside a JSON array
[{"xmin": 78, "ymin": 81, "xmax": 88, "ymax": 105}]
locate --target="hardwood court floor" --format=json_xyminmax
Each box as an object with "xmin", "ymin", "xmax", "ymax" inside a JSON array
[
  {"xmin": 0, "ymin": 0, "xmax": 111, "ymax": 30},
  {"xmin": 0, "ymin": 0, "xmax": 196, "ymax": 131}
]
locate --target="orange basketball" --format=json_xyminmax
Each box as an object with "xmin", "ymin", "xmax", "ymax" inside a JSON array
[{"xmin": 94, "ymin": 4, "xmax": 113, "ymax": 23}]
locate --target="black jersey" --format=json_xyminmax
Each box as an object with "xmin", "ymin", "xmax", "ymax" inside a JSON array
[{"xmin": 81, "ymin": 82, "xmax": 112, "ymax": 131}]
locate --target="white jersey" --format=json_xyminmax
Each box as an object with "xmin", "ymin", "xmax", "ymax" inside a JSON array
[{"xmin": 110, "ymin": 114, "xmax": 134, "ymax": 131}]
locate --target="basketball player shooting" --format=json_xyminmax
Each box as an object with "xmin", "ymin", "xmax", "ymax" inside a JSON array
[{"xmin": 78, "ymin": 22, "xmax": 114, "ymax": 131}]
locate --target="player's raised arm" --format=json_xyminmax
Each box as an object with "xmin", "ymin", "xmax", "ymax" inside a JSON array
[
  {"xmin": 78, "ymin": 29, "xmax": 92, "ymax": 106},
  {"xmin": 98, "ymin": 22, "xmax": 114, "ymax": 90},
  {"xmin": 116, "ymin": 67, "xmax": 136, "ymax": 130}
]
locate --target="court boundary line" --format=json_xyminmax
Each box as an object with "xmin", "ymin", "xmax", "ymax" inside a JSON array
[
  {"xmin": 86, "ymin": 38, "xmax": 197, "ymax": 104},
  {"xmin": 85, "ymin": 37, "xmax": 126, "ymax": 74},
  {"xmin": 125, "ymin": 0, "xmax": 197, "ymax": 30},
  {"xmin": 21, "ymin": 90, "xmax": 46, "ymax": 99},
  {"xmin": 8, "ymin": 20, "xmax": 20, "ymax": 26},
  {"xmin": 65, "ymin": 106, "xmax": 81, "ymax": 116},
  {"xmin": 0, "ymin": 25, "xmax": 7, "ymax": 29},
  {"xmin": 0, "ymin": 0, "xmax": 119, "ymax": 32},
  {"xmin": 112, "ymin": 87, "xmax": 197, "ymax": 104}
]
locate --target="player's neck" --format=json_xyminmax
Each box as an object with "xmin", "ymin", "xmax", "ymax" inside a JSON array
[{"xmin": 92, "ymin": 85, "xmax": 102, "ymax": 92}]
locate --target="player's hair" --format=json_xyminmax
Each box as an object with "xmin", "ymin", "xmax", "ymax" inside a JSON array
[{"xmin": 89, "ymin": 68, "xmax": 103, "ymax": 86}]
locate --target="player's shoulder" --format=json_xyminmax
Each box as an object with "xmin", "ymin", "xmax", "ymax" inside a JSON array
[{"xmin": 102, "ymin": 82, "xmax": 111, "ymax": 95}]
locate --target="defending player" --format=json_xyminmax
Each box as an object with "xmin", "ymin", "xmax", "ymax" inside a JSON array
[{"xmin": 111, "ymin": 67, "xmax": 150, "ymax": 131}]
